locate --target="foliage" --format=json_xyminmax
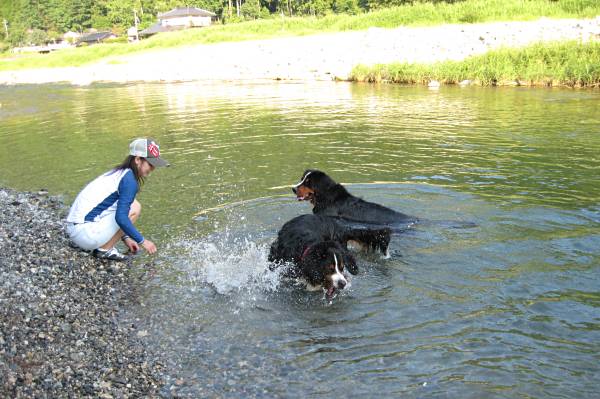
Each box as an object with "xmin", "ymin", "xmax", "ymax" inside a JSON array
[
  {"xmin": 333, "ymin": 0, "xmax": 361, "ymax": 15},
  {"xmin": 0, "ymin": 0, "xmax": 598, "ymax": 60},
  {"xmin": 351, "ymin": 41, "xmax": 600, "ymax": 87},
  {"xmin": 27, "ymin": 28, "xmax": 47, "ymax": 45},
  {"xmin": 104, "ymin": 35, "xmax": 128, "ymax": 44},
  {"xmin": 239, "ymin": 0, "xmax": 271, "ymax": 20},
  {"xmin": 0, "ymin": 0, "xmax": 597, "ymax": 46}
]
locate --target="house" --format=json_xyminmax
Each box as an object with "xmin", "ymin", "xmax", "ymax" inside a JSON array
[
  {"xmin": 63, "ymin": 31, "xmax": 80, "ymax": 44},
  {"xmin": 140, "ymin": 7, "xmax": 216, "ymax": 37},
  {"xmin": 77, "ymin": 31, "xmax": 116, "ymax": 46},
  {"xmin": 127, "ymin": 26, "xmax": 139, "ymax": 42},
  {"xmin": 12, "ymin": 35, "xmax": 73, "ymax": 54}
]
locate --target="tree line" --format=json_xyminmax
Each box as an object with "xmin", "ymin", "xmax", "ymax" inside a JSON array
[{"xmin": 0, "ymin": 0, "xmax": 424, "ymax": 47}]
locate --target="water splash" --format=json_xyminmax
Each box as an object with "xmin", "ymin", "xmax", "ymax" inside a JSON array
[{"xmin": 169, "ymin": 232, "xmax": 286, "ymax": 296}]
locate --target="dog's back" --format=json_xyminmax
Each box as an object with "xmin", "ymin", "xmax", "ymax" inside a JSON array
[
  {"xmin": 293, "ymin": 169, "xmax": 415, "ymax": 226},
  {"xmin": 268, "ymin": 214, "xmax": 343, "ymax": 264},
  {"xmin": 269, "ymin": 214, "xmax": 391, "ymax": 266},
  {"xmin": 318, "ymin": 195, "xmax": 412, "ymax": 225}
]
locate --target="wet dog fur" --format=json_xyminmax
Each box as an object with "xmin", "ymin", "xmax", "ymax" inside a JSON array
[
  {"xmin": 292, "ymin": 169, "xmax": 416, "ymax": 226},
  {"xmin": 269, "ymin": 214, "xmax": 390, "ymax": 299}
]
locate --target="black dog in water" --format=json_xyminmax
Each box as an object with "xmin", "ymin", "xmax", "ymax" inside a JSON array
[
  {"xmin": 292, "ymin": 169, "xmax": 416, "ymax": 226},
  {"xmin": 269, "ymin": 214, "xmax": 390, "ymax": 299}
]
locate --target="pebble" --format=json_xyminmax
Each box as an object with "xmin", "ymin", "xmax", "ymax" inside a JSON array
[{"xmin": 0, "ymin": 188, "xmax": 167, "ymax": 397}]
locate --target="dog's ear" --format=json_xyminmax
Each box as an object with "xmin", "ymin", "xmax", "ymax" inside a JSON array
[
  {"xmin": 300, "ymin": 242, "xmax": 331, "ymax": 281},
  {"xmin": 310, "ymin": 171, "xmax": 350, "ymax": 210},
  {"xmin": 311, "ymin": 171, "xmax": 335, "ymax": 189},
  {"xmin": 300, "ymin": 255, "xmax": 325, "ymax": 286},
  {"xmin": 343, "ymin": 252, "xmax": 358, "ymax": 275}
]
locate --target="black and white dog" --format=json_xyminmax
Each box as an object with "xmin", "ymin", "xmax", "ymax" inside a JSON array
[
  {"xmin": 269, "ymin": 214, "xmax": 390, "ymax": 299},
  {"xmin": 292, "ymin": 169, "xmax": 416, "ymax": 226}
]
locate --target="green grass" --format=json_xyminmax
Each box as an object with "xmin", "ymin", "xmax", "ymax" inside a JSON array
[
  {"xmin": 350, "ymin": 40, "xmax": 600, "ymax": 87},
  {"xmin": 1, "ymin": 0, "xmax": 599, "ymax": 71}
]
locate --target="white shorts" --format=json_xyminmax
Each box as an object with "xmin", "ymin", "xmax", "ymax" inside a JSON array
[{"xmin": 66, "ymin": 214, "xmax": 120, "ymax": 251}]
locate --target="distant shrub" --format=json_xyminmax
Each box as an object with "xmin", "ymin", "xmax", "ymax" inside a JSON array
[
  {"xmin": 105, "ymin": 36, "xmax": 127, "ymax": 44},
  {"xmin": 458, "ymin": 12, "xmax": 477, "ymax": 23},
  {"xmin": 333, "ymin": 0, "xmax": 362, "ymax": 15},
  {"xmin": 351, "ymin": 41, "xmax": 600, "ymax": 87},
  {"xmin": 27, "ymin": 29, "xmax": 48, "ymax": 46},
  {"xmin": 240, "ymin": 1, "xmax": 271, "ymax": 20}
]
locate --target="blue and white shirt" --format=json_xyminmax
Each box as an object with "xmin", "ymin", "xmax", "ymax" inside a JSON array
[{"xmin": 66, "ymin": 168, "xmax": 144, "ymax": 243}]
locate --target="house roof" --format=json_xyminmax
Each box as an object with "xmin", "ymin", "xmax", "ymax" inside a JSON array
[
  {"xmin": 139, "ymin": 22, "xmax": 185, "ymax": 36},
  {"xmin": 78, "ymin": 31, "xmax": 114, "ymax": 43},
  {"xmin": 158, "ymin": 7, "xmax": 216, "ymax": 19}
]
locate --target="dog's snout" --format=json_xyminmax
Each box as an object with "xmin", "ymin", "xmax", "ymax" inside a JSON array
[
  {"xmin": 337, "ymin": 279, "xmax": 346, "ymax": 289},
  {"xmin": 292, "ymin": 186, "xmax": 297, "ymax": 194}
]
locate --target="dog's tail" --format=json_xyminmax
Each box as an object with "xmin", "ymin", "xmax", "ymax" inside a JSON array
[{"xmin": 344, "ymin": 227, "xmax": 391, "ymax": 254}]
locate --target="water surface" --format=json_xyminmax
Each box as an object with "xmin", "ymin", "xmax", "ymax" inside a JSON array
[{"xmin": 1, "ymin": 82, "xmax": 599, "ymax": 397}]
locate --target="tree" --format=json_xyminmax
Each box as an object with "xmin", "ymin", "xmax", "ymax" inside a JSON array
[
  {"xmin": 17, "ymin": 0, "xmax": 46, "ymax": 30},
  {"xmin": 0, "ymin": 0, "xmax": 17, "ymax": 35},
  {"xmin": 366, "ymin": 0, "xmax": 411, "ymax": 10},
  {"xmin": 68, "ymin": 0, "xmax": 94, "ymax": 32},
  {"xmin": 240, "ymin": 0, "xmax": 269, "ymax": 19},
  {"xmin": 105, "ymin": 0, "xmax": 138, "ymax": 28},
  {"xmin": 27, "ymin": 28, "xmax": 47, "ymax": 45},
  {"xmin": 333, "ymin": 0, "xmax": 359, "ymax": 14},
  {"xmin": 298, "ymin": 0, "xmax": 332, "ymax": 16}
]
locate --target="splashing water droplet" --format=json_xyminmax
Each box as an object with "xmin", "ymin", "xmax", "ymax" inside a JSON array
[{"xmin": 170, "ymin": 232, "xmax": 285, "ymax": 295}]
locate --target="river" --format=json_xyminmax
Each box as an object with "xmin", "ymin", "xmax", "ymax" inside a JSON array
[{"xmin": 1, "ymin": 81, "xmax": 599, "ymax": 397}]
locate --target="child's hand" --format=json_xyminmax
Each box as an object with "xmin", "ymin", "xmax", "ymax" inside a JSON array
[
  {"xmin": 142, "ymin": 239, "xmax": 157, "ymax": 254},
  {"xmin": 124, "ymin": 237, "xmax": 140, "ymax": 253}
]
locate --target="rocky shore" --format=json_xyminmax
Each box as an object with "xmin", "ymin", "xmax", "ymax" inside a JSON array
[
  {"xmin": 1, "ymin": 17, "xmax": 599, "ymax": 85},
  {"xmin": 0, "ymin": 188, "xmax": 167, "ymax": 397}
]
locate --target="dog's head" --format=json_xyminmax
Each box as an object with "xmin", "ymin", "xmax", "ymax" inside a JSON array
[
  {"xmin": 300, "ymin": 241, "xmax": 357, "ymax": 299},
  {"xmin": 292, "ymin": 169, "xmax": 337, "ymax": 205}
]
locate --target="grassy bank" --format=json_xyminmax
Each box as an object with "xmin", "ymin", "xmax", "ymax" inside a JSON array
[
  {"xmin": 1, "ymin": 0, "xmax": 599, "ymax": 71},
  {"xmin": 350, "ymin": 40, "xmax": 600, "ymax": 87}
]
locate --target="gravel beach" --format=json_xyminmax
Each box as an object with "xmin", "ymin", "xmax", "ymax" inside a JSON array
[
  {"xmin": 0, "ymin": 17, "xmax": 599, "ymax": 85},
  {"xmin": 0, "ymin": 188, "xmax": 167, "ymax": 397}
]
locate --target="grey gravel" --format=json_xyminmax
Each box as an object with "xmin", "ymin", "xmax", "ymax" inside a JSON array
[{"xmin": 0, "ymin": 187, "xmax": 168, "ymax": 398}]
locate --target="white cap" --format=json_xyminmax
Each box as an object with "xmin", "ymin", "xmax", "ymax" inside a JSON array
[{"xmin": 129, "ymin": 138, "xmax": 169, "ymax": 167}]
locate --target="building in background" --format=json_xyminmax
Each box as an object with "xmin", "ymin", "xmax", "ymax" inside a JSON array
[
  {"xmin": 77, "ymin": 31, "xmax": 116, "ymax": 46},
  {"xmin": 140, "ymin": 7, "xmax": 216, "ymax": 38}
]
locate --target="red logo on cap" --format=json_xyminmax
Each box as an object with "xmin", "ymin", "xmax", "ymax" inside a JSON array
[{"xmin": 148, "ymin": 142, "xmax": 160, "ymax": 158}]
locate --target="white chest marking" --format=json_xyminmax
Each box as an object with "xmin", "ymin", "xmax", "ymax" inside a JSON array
[{"xmin": 331, "ymin": 254, "xmax": 347, "ymax": 288}]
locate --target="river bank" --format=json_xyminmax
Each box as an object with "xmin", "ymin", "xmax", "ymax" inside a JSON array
[
  {"xmin": 0, "ymin": 188, "xmax": 170, "ymax": 397},
  {"xmin": 0, "ymin": 17, "xmax": 599, "ymax": 86}
]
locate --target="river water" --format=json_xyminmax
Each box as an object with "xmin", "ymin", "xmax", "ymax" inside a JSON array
[{"xmin": 1, "ymin": 82, "xmax": 599, "ymax": 397}]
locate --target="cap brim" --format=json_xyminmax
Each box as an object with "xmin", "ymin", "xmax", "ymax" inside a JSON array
[{"xmin": 146, "ymin": 157, "xmax": 170, "ymax": 167}]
